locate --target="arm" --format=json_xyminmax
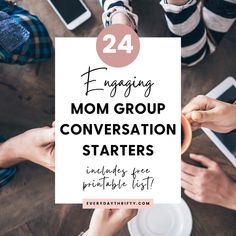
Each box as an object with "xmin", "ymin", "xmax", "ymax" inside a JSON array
[
  {"xmin": 100, "ymin": 0, "xmax": 138, "ymax": 29},
  {"xmin": 0, "ymin": 125, "xmax": 55, "ymax": 172},
  {"xmin": 0, "ymin": 141, "xmax": 24, "ymax": 168}
]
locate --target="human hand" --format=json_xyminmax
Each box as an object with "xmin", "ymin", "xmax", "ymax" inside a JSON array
[
  {"xmin": 86, "ymin": 209, "xmax": 138, "ymax": 236},
  {"xmin": 0, "ymin": 124, "xmax": 55, "ymax": 171},
  {"xmin": 111, "ymin": 12, "xmax": 134, "ymax": 28},
  {"xmin": 182, "ymin": 154, "xmax": 236, "ymax": 210},
  {"xmin": 182, "ymin": 95, "xmax": 236, "ymax": 133}
]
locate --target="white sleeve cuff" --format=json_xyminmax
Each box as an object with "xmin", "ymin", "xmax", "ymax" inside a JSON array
[{"xmin": 160, "ymin": 0, "xmax": 197, "ymax": 13}]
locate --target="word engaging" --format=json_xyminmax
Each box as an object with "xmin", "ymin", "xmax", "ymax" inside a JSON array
[{"xmin": 81, "ymin": 66, "xmax": 154, "ymax": 97}]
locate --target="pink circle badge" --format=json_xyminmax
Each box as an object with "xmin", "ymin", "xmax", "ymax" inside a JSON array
[{"xmin": 96, "ymin": 24, "xmax": 140, "ymax": 68}]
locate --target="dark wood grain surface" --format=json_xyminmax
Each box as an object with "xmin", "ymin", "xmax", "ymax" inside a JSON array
[{"xmin": 0, "ymin": 0, "xmax": 235, "ymax": 235}]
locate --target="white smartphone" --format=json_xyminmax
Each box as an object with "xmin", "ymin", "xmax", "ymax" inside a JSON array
[
  {"xmin": 202, "ymin": 77, "xmax": 236, "ymax": 167},
  {"xmin": 47, "ymin": 0, "xmax": 91, "ymax": 30}
]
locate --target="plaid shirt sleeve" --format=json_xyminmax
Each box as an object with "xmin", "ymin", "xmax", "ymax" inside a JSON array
[
  {"xmin": 0, "ymin": 1, "xmax": 54, "ymax": 65},
  {"xmin": 0, "ymin": 167, "xmax": 17, "ymax": 188},
  {"xmin": 0, "ymin": 136, "xmax": 17, "ymax": 188}
]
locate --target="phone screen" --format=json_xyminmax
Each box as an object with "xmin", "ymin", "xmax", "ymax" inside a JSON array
[
  {"xmin": 50, "ymin": 0, "xmax": 87, "ymax": 24},
  {"xmin": 214, "ymin": 86, "xmax": 236, "ymax": 157}
]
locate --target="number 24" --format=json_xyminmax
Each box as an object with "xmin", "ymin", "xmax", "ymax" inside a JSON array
[{"xmin": 103, "ymin": 34, "xmax": 134, "ymax": 54}]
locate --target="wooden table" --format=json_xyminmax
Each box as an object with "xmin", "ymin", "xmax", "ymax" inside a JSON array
[{"xmin": 0, "ymin": 0, "xmax": 235, "ymax": 235}]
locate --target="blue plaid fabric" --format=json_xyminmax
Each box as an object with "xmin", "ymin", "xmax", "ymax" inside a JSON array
[
  {"xmin": 0, "ymin": 136, "xmax": 17, "ymax": 188},
  {"xmin": 0, "ymin": 167, "xmax": 17, "ymax": 188},
  {"xmin": 0, "ymin": 0, "xmax": 53, "ymax": 65}
]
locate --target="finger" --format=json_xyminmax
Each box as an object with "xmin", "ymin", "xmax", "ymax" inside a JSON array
[
  {"xmin": 38, "ymin": 127, "xmax": 55, "ymax": 145},
  {"xmin": 52, "ymin": 121, "xmax": 55, "ymax": 127},
  {"xmin": 181, "ymin": 171, "xmax": 195, "ymax": 184},
  {"xmin": 119, "ymin": 209, "xmax": 138, "ymax": 219},
  {"xmin": 191, "ymin": 121, "xmax": 200, "ymax": 128},
  {"xmin": 181, "ymin": 161, "xmax": 201, "ymax": 176},
  {"xmin": 92, "ymin": 209, "xmax": 110, "ymax": 219},
  {"xmin": 187, "ymin": 120, "xmax": 201, "ymax": 131},
  {"xmin": 190, "ymin": 109, "xmax": 217, "ymax": 123},
  {"xmin": 184, "ymin": 190, "xmax": 199, "ymax": 202},
  {"xmin": 47, "ymin": 164, "xmax": 55, "ymax": 172},
  {"xmin": 182, "ymin": 95, "xmax": 215, "ymax": 115},
  {"xmin": 182, "ymin": 99, "xmax": 201, "ymax": 115},
  {"xmin": 182, "ymin": 95, "xmax": 206, "ymax": 115},
  {"xmin": 181, "ymin": 180, "xmax": 195, "ymax": 193},
  {"xmin": 112, "ymin": 209, "xmax": 137, "ymax": 223},
  {"xmin": 185, "ymin": 113, "xmax": 193, "ymax": 122},
  {"xmin": 185, "ymin": 114, "xmax": 201, "ymax": 128},
  {"xmin": 189, "ymin": 153, "xmax": 216, "ymax": 168}
]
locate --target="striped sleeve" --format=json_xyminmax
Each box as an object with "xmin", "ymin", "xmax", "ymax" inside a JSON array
[
  {"xmin": 160, "ymin": 0, "xmax": 211, "ymax": 66},
  {"xmin": 100, "ymin": 0, "xmax": 138, "ymax": 29},
  {"xmin": 100, "ymin": 0, "xmax": 133, "ymax": 12},
  {"xmin": 203, "ymin": 0, "xmax": 236, "ymax": 44}
]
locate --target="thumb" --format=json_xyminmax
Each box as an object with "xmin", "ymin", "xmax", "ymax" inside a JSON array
[
  {"xmin": 190, "ymin": 110, "xmax": 215, "ymax": 123},
  {"xmin": 38, "ymin": 127, "xmax": 55, "ymax": 145}
]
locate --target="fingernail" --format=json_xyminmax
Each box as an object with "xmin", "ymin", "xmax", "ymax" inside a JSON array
[
  {"xmin": 192, "ymin": 111, "xmax": 202, "ymax": 121},
  {"xmin": 185, "ymin": 113, "xmax": 192, "ymax": 121}
]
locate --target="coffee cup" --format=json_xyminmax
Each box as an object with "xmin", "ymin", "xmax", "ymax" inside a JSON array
[{"xmin": 181, "ymin": 114, "xmax": 192, "ymax": 154}]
